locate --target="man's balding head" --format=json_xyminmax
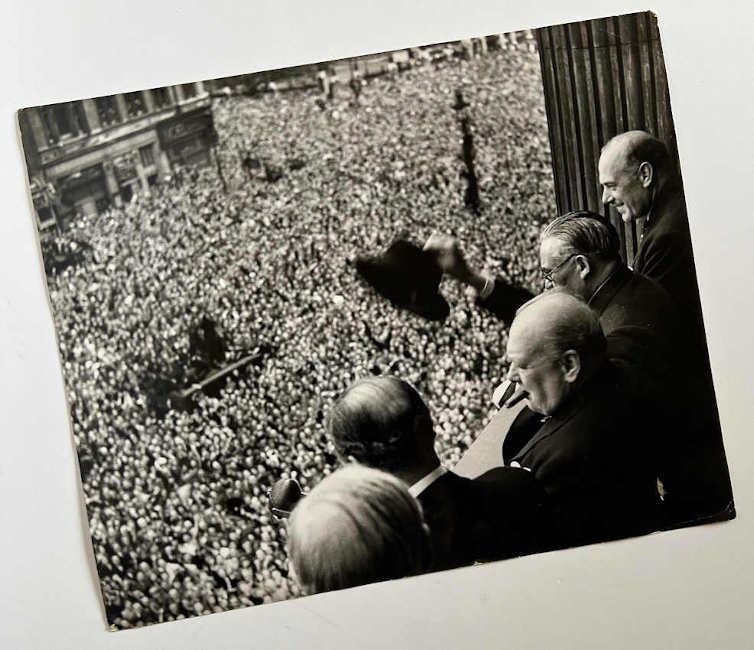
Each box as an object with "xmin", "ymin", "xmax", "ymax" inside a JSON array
[
  {"xmin": 602, "ymin": 130, "xmax": 674, "ymax": 176},
  {"xmin": 599, "ymin": 130, "xmax": 675, "ymax": 223},
  {"xmin": 328, "ymin": 376, "xmax": 434, "ymax": 472},
  {"xmin": 506, "ymin": 291, "xmax": 606, "ymax": 415}
]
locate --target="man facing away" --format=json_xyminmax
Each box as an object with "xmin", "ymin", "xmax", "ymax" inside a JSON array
[
  {"xmin": 327, "ymin": 375, "xmax": 546, "ymax": 571},
  {"xmin": 287, "ymin": 465, "xmax": 431, "ymax": 594}
]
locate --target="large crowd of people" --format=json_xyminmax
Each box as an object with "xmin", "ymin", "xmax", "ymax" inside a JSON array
[{"xmin": 43, "ymin": 45, "xmax": 554, "ymax": 628}]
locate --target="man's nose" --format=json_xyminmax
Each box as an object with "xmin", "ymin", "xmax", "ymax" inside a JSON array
[
  {"xmin": 601, "ymin": 187, "xmax": 612, "ymax": 204},
  {"xmin": 506, "ymin": 365, "xmax": 518, "ymax": 382}
]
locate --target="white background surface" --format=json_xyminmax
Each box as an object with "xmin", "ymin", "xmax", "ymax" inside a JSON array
[{"xmin": 1, "ymin": 1, "xmax": 752, "ymax": 648}]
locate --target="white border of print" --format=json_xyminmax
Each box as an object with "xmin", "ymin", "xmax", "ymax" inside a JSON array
[{"xmin": 1, "ymin": 1, "xmax": 752, "ymax": 648}]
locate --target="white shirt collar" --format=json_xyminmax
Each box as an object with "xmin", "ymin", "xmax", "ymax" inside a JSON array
[{"xmin": 408, "ymin": 465, "xmax": 448, "ymax": 498}]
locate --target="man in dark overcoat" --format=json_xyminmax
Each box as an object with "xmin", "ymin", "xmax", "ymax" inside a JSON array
[{"xmin": 501, "ymin": 292, "xmax": 661, "ymax": 548}]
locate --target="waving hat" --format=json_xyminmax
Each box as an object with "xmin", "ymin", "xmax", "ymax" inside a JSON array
[{"xmin": 355, "ymin": 238, "xmax": 450, "ymax": 321}]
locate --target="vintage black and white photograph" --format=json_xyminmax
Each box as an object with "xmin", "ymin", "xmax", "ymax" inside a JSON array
[{"xmin": 17, "ymin": 10, "xmax": 734, "ymax": 630}]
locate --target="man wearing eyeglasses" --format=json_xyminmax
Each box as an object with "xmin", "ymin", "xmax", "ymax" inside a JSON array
[
  {"xmin": 424, "ymin": 212, "xmax": 678, "ymax": 385},
  {"xmin": 426, "ymin": 130, "xmax": 701, "ymax": 336},
  {"xmin": 427, "ymin": 217, "xmax": 731, "ymax": 525},
  {"xmin": 537, "ymin": 212, "xmax": 679, "ymax": 378}
]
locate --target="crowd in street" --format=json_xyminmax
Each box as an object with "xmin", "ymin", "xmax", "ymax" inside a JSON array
[{"xmin": 44, "ymin": 44, "xmax": 554, "ymax": 628}]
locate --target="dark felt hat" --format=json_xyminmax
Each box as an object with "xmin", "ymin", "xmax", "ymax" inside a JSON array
[{"xmin": 355, "ymin": 238, "xmax": 450, "ymax": 321}]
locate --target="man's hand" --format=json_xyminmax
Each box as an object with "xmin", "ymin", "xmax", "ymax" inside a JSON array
[
  {"xmin": 423, "ymin": 233, "xmax": 472, "ymax": 282},
  {"xmin": 424, "ymin": 233, "xmax": 491, "ymax": 294}
]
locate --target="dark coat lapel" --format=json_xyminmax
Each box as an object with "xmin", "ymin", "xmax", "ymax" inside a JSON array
[{"xmin": 514, "ymin": 394, "xmax": 585, "ymax": 461}]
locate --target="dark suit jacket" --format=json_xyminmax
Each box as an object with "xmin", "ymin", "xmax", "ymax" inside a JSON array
[
  {"xmin": 632, "ymin": 183, "xmax": 733, "ymax": 522},
  {"xmin": 504, "ymin": 363, "xmax": 660, "ymax": 549},
  {"xmin": 492, "ymin": 264, "xmax": 681, "ymax": 464},
  {"xmin": 417, "ymin": 467, "xmax": 546, "ymax": 571},
  {"xmin": 588, "ymin": 263, "xmax": 678, "ymax": 374},
  {"xmin": 482, "ymin": 264, "xmax": 677, "ymax": 370},
  {"xmin": 633, "ymin": 181, "xmax": 703, "ymax": 327}
]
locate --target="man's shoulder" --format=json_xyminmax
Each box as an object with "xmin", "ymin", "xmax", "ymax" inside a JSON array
[
  {"xmin": 418, "ymin": 471, "xmax": 473, "ymax": 505},
  {"xmin": 606, "ymin": 269, "xmax": 675, "ymax": 318},
  {"xmin": 647, "ymin": 188, "xmax": 691, "ymax": 243}
]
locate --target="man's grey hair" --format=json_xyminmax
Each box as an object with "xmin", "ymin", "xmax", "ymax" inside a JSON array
[
  {"xmin": 287, "ymin": 464, "xmax": 429, "ymax": 594},
  {"xmin": 540, "ymin": 211, "xmax": 621, "ymax": 262}
]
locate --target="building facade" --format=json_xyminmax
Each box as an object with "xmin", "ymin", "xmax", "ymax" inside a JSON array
[{"xmin": 19, "ymin": 82, "xmax": 215, "ymax": 230}]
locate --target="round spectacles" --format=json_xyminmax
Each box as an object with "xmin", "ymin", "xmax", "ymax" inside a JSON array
[{"xmin": 540, "ymin": 254, "xmax": 576, "ymax": 285}]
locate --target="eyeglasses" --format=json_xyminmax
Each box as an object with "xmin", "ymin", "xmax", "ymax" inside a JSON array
[{"xmin": 540, "ymin": 254, "xmax": 576, "ymax": 285}]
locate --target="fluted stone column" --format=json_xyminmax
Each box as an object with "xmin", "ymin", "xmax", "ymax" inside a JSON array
[
  {"xmin": 142, "ymin": 90, "xmax": 155, "ymax": 114},
  {"xmin": 115, "ymin": 95, "xmax": 128, "ymax": 122},
  {"xmin": 26, "ymin": 108, "xmax": 50, "ymax": 150},
  {"xmin": 82, "ymin": 99, "xmax": 102, "ymax": 133}
]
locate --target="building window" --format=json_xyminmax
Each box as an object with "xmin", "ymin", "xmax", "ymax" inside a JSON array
[
  {"xmin": 95, "ymin": 96, "xmax": 121, "ymax": 127},
  {"xmin": 41, "ymin": 102, "xmax": 89, "ymax": 142},
  {"xmin": 124, "ymin": 92, "xmax": 146, "ymax": 118},
  {"xmin": 72, "ymin": 102, "xmax": 89, "ymax": 134},
  {"xmin": 151, "ymin": 87, "xmax": 171, "ymax": 109},
  {"xmin": 52, "ymin": 105, "xmax": 74, "ymax": 137},
  {"xmin": 40, "ymin": 108, "xmax": 59, "ymax": 143},
  {"xmin": 181, "ymin": 83, "xmax": 197, "ymax": 99},
  {"xmin": 139, "ymin": 143, "xmax": 155, "ymax": 167}
]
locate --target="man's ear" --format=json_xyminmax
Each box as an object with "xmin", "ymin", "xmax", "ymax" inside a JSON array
[
  {"xmin": 560, "ymin": 349, "xmax": 581, "ymax": 383},
  {"xmin": 638, "ymin": 161, "xmax": 654, "ymax": 188},
  {"xmin": 574, "ymin": 254, "xmax": 591, "ymax": 280}
]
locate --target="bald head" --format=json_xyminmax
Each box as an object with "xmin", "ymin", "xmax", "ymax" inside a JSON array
[
  {"xmin": 599, "ymin": 130, "xmax": 675, "ymax": 222},
  {"xmin": 328, "ymin": 376, "xmax": 434, "ymax": 472},
  {"xmin": 287, "ymin": 464, "xmax": 429, "ymax": 594},
  {"xmin": 602, "ymin": 130, "xmax": 673, "ymax": 176},
  {"xmin": 506, "ymin": 291, "xmax": 606, "ymax": 415},
  {"xmin": 513, "ymin": 291, "xmax": 605, "ymax": 360}
]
